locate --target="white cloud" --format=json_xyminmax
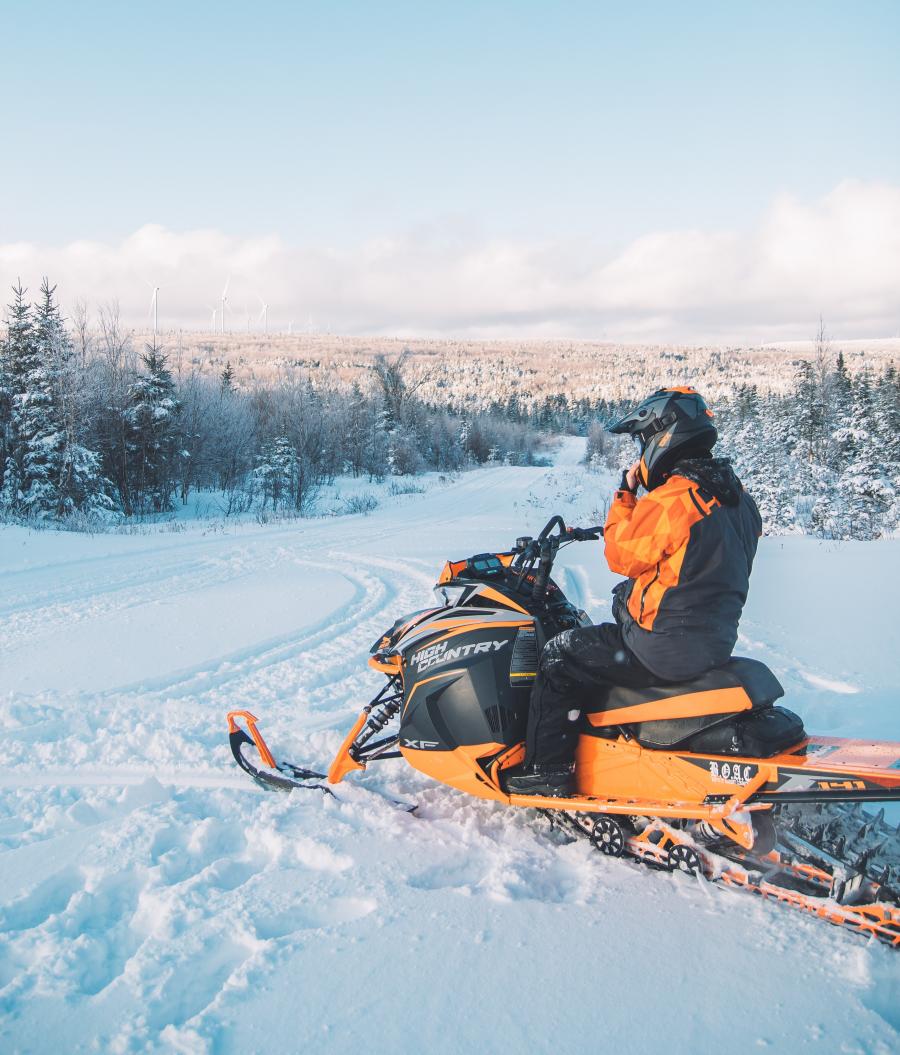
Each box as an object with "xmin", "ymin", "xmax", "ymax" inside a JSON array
[{"xmin": 1, "ymin": 180, "xmax": 898, "ymax": 341}]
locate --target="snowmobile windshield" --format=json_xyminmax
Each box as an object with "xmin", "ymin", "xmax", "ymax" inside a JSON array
[{"xmin": 434, "ymin": 584, "xmax": 467, "ymax": 607}]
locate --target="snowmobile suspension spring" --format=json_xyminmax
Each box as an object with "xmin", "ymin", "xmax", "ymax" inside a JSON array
[
  {"xmin": 367, "ymin": 698, "xmax": 401, "ymax": 732},
  {"xmin": 354, "ymin": 696, "xmax": 402, "ymax": 751}
]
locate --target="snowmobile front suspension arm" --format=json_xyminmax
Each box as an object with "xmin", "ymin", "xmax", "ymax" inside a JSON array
[{"xmin": 327, "ymin": 675, "xmax": 404, "ymax": 783}]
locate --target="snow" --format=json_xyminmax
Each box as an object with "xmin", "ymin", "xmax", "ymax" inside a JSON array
[
  {"xmin": 1, "ymin": 437, "xmax": 898, "ymax": 1054},
  {"xmin": 800, "ymin": 672, "xmax": 862, "ymax": 695}
]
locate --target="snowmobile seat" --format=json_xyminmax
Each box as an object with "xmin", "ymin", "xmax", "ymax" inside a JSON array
[{"xmin": 584, "ymin": 657, "xmax": 805, "ymax": 757}]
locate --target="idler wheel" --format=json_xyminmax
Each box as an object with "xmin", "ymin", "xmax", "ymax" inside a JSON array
[
  {"xmin": 667, "ymin": 844, "xmax": 704, "ymax": 876},
  {"xmin": 590, "ymin": 816, "xmax": 626, "ymax": 857}
]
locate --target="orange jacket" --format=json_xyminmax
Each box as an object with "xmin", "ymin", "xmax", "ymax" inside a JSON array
[{"xmin": 603, "ymin": 460, "xmax": 761, "ymax": 679}]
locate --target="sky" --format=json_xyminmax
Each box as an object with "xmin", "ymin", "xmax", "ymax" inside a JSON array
[{"xmin": 1, "ymin": 0, "xmax": 898, "ymax": 341}]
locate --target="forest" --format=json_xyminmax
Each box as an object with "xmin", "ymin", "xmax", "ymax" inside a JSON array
[
  {"xmin": 1, "ymin": 282, "xmax": 897, "ymax": 539},
  {"xmin": 0, "ymin": 282, "xmax": 545, "ymax": 524}
]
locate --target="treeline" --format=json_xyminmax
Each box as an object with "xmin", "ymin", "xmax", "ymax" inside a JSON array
[
  {"xmin": 0, "ymin": 282, "xmax": 545, "ymax": 523},
  {"xmin": 3, "ymin": 282, "xmax": 896, "ymax": 539},
  {"xmin": 427, "ymin": 390, "xmax": 624, "ymax": 436},
  {"xmin": 715, "ymin": 354, "xmax": 899, "ymax": 540},
  {"xmin": 582, "ymin": 349, "xmax": 899, "ymax": 540}
]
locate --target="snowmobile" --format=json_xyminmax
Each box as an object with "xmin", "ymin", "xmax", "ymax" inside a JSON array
[{"xmin": 227, "ymin": 515, "xmax": 900, "ymax": 946}]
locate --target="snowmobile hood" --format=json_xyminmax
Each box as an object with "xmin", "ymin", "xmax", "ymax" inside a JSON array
[{"xmin": 672, "ymin": 456, "xmax": 743, "ymax": 507}]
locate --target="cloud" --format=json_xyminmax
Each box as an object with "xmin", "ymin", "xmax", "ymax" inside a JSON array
[{"xmin": 1, "ymin": 180, "xmax": 898, "ymax": 341}]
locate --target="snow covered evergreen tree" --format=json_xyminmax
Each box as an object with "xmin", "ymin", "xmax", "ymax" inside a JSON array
[
  {"xmin": 220, "ymin": 361, "xmax": 235, "ymax": 392},
  {"xmin": 0, "ymin": 281, "xmax": 34, "ymax": 507},
  {"xmin": 253, "ymin": 436, "xmax": 298, "ymax": 511},
  {"xmin": 125, "ymin": 346, "xmax": 181, "ymax": 513},
  {"xmin": 833, "ymin": 371, "xmax": 894, "ymax": 539},
  {"xmin": 1, "ymin": 280, "xmax": 116, "ymax": 519}
]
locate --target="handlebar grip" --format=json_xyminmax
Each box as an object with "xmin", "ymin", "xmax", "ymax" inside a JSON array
[
  {"xmin": 531, "ymin": 540, "xmax": 553, "ymax": 602},
  {"xmin": 569, "ymin": 525, "xmax": 604, "ymax": 540}
]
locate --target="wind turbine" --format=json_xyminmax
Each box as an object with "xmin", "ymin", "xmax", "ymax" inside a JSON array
[
  {"xmin": 205, "ymin": 304, "xmax": 218, "ymax": 332},
  {"xmin": 221, "ymin": 277, "xmax": 230, "ymax": 334},
  {"xmin": 257, "ymin": 295, "xmax": 268, "ymax": 335},
  {"xmin": 147, "ymin": 282, "xmax": 160, "ymax": 336}
]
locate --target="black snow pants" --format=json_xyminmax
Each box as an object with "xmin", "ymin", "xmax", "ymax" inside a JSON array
[{"xmin": 525, "ymin": 622, "xmax": 662, "ymax": 767}]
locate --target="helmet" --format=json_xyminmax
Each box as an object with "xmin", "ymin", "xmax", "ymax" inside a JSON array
[{"xmin": 607, "ymin": 387, "xmax": 717, "ymax": 490}]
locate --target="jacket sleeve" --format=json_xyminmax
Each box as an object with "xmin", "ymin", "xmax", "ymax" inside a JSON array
[{"xmin": 603, "ymin": 488, "xmax": 677, "ymax": 578}]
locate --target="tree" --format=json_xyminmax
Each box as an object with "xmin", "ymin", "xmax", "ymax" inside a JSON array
[
  {"xmin": 833, "ymin": 371, "xmax": 894, "ymax": 539},
  {"xmin": 373, "ymin": 351, "xmax": 424, "ymax": 430},
  {"xmin": 177, "ymin": 371, "xmax": 215, "ymax": 504},
  {"xmin": 253, "ymin": 436, "xmax": 298, "ymax": 512},
  {"xmin": 126, "ymin": 346, "xmax": 181, "ymax": 513},
  {"xmin": 92, "ymin": 300, "xmax": 136, "ymax": 513},
  {"xmin": 220, "ymin": 361, "xmax": 235, "ymax": 392},
  {"xmin": 0, "ymin": 281, "xmax": 34, "ymax": 506},
  {"xmin": 0, "ymin": 279, "xmax": 116, "ymax": 518}
]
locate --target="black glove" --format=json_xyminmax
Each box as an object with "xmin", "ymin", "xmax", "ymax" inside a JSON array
[
  {"xmin": 611, "ymin": 579, "xmax": 630, "ymax": 625},
  {"xmin": 619, "ymin": 469, "xmax": 637, "ymax": 493},
  {"xmin": 568, "ymin": 526, "xmax": 601, "ymax": 541}
]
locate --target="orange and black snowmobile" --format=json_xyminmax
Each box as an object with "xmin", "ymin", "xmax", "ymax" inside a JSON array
[{"xmin": 227, "ymin": 515, "xmax": 900, "ymax": 946}]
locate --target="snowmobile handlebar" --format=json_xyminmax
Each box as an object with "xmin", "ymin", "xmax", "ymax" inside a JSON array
[{"xmin": 516, "ymin": 517, "xmax": 603, "ymax": 602}]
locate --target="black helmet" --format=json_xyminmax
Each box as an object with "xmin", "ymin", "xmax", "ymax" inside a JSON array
[{"xmin": 607, "ymin": 387, "xmax": 717, "ymax": 490}]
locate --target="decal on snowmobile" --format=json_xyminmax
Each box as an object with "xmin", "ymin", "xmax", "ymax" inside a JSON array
[
  {"xmin": 685, "ymin": 757, "xmax": 759, "ymax": 785},
  {"xmin": 401, "ymin": 738, "xmax": 441, "ymax": 750},
  {"xmin": 411, "ymin": 637, "xmax": 510, "ymax": 673}
]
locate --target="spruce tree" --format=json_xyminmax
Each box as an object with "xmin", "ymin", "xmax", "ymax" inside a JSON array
[
  {"xmin": 126, "ymin": 346, "xmax": 181, "ymax": 513},
  {"xmin": 835, "ymin": 370, "xmax": 894, "ymax": 539},
  {"xmin": 253, "ymin": 436, "xmax": 298, "ymax": 511},
  {"xmin": 4, "ymin": 280, "xmax": 68, "ymax": 514},
  {"xmin": 833, "ymin": 351, "xmax": 852, "ymax": 401},
  {"xmin": 220, "ymin": 361, "xmax": 235, "ymax": 392},
  {"xmin": 0, "ymin": 281, "xmax": 34, "ymax": 507},
  {"xmin": 1, "ymin": 280, "xmax": 116, "ymax": 519},
  {"xmin": 876, "ymin": 365, "xmax": 900, "ymax": 527},
  {"xmin": 20, "ymin": 278, "xmax": 76, "ymax": 515}
]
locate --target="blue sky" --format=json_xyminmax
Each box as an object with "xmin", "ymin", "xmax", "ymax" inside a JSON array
[{"xmin": 2, "ymin": 1, "xmax": 899, "ymax": 338}]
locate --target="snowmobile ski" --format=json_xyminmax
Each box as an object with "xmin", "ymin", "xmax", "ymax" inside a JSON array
[
  {"xmin": 227, "ymin": 708, "xmax": 416, "ymax": 812},
  {"xmin": 227, "ymin": 711, "xmax": 333, "ymax": 794}
]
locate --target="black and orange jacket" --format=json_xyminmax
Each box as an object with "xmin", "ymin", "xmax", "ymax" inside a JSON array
[{"xmin": 604, "ymin": 457, "xmax": 762, "ymax": 680}]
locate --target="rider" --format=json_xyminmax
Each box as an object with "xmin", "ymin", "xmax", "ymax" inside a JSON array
[{"xmin": 505, "ymin": 387, "xmax": 763, "ymax": 798}]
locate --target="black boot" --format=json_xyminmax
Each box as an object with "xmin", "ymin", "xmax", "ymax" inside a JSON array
[{"xmin": 503, "ymin": 763, "xmax": 575, "ymax": 798}]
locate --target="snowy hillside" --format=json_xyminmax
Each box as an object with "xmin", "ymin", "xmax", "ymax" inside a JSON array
[{"xmin": 1, "ymin": 439, "xmax": 898, "ymax": 1054}]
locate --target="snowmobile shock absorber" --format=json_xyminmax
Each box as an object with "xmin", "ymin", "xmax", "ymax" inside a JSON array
[
  {"xmin": 327, "ymin": 676, "xmax": 404, "ymax": 783},
  {"xmin": 360, "ymin": 695, "xmax": 402, "ymax": 738}
]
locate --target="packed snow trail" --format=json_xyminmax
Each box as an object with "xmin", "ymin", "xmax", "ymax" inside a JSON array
[{"xmin": 1, "ymin": 440, "xmax": 899, "ymax": 1054}]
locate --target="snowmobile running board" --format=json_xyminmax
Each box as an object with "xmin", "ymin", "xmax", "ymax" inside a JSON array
[{"xmin": 748, "ymin": 789, "xmax": 900, "ymax": 804}]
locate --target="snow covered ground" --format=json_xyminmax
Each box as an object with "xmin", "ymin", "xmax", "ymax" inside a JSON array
[{"xmin": 1, "ymin": 437, "xmax": 898, "ymax": 1054}]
